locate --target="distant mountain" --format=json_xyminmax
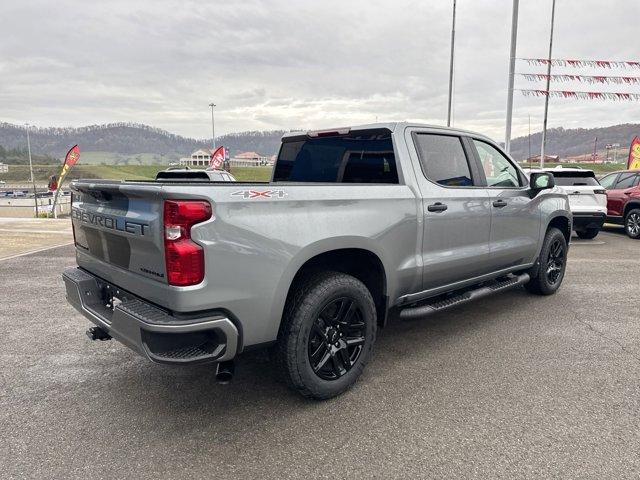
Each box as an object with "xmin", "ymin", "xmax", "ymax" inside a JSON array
[
  {"xmin": 0, "ymin": 122, "xmax": 286, "ymax": 163},
  {"xmin": 509, "ymin": 123, "xmax": 639, "ymax": 160},
  {"xmin": 1, "ymin": 121, "xmax": 638, "ymax": 165}
]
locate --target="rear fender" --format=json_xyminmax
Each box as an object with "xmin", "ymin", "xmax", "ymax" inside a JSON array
[{"xmin": 266, "ymin": 236, "xmax": 391, "ymax": 338}]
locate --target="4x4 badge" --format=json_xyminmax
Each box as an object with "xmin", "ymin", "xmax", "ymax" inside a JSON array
[{"xmin": 231, "ymin": 190, "xmax": 288, "ymax": 199}]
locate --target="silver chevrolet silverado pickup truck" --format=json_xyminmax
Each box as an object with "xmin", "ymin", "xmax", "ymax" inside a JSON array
[{"xmin": 63, "ymin": 123, "xmax": 571, "ymax": 399}]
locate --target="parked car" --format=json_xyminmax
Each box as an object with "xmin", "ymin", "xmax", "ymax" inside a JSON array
[
  {"xmin": 63, "ymin": 123, "xmax": 571, "ymax": 399},
  {"xmin": 598, "ymin": 169, "xmax": 640, "ymax": 239},
  {"xmin": 155, "ymin": 167, "xmax": 236, "ymax": 182},
  {"xmin": 526, "ymin": 167, "xmax": 606, "ymax": 239}
]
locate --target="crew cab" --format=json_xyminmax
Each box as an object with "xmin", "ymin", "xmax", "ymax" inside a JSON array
[
  {"xmin": 598, "ymin": 169, "xmax": 640, "ymax": 239},
  {"xmin": 63, "ymin": 123, "xmax": 572, "ymax": 399}
]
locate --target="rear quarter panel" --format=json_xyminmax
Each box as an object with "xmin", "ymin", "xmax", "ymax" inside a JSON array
[{"xmin": 160, "ymin": 183, "xmax": 419, "ymax": 347}]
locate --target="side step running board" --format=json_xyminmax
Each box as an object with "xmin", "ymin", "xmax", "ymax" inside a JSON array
[{"xmin": 399, "ymin": 273, "xmax": 530, "ymax": 320}]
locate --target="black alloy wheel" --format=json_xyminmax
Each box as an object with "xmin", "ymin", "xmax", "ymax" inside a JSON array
[
  {"xmin": 308, "ymin": 297, "xmax": 366, "ymax": 381},
  {"xmin": 546, "ymin": 238, "xmax": 565, "ymax": 286},
  {"xmin": 275, "ymin": 271, "xmax": 376, "ymax": 400},
  {"xmin": 524, "ymin": 227, "xmax": 567, "ymax": 295}
]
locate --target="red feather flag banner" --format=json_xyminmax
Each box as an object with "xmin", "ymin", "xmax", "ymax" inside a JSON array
[
  {"xmin": 519, "ymin": 58, "xmax": 640, "ymax": 69},
  {"xmin": 519, "ymin": 73, "xmax": 640, "ymax": 85},
  {"xmin": 519, "ymin": 89, "xmax": 640, "ymax": 101},
  {"xmin": 51, "ymin": 144, "xmax": 80, "ymax": 217},
  {"xmin": 209, "ymin": 146, "xmax": 225, "ymax": 169},
  {"xmin": 629, "ymin": 137, "xmax": 640, "ymax": 170}
]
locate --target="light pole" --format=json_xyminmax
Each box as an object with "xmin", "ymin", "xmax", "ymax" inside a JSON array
[
  {"xmin": 25, "ymin": 123, "xmax": 39, "ymax": 217},
  {"xmin": 446, "ymin": 0, "xmax": 457, "ymax": 127},
  {"xmin": 505, "ymin": 0, "xmax": 519, "ymax": 154},
  {"xmin": 540, "ymin": 0, "xmax": 556, "ymax": 168},
  {"xmin": 209, "ymin": 102, "xmax": 216, "ymax": 150}
]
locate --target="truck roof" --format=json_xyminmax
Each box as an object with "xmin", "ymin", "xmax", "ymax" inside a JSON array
[{"xmin": 281, "ymin": 122, "xmax": 495, "ymax": 143}]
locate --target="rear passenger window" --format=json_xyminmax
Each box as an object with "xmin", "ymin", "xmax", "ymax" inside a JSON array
[
  {"xmin": 615, "ymin": 173, "xmax": 639, "ymax": 189},
  {"xmin": 598, "ymin": 173, "xmax": 618, "ymax": 190},
  {"xmin": 273, "ymin": 129, "xmax": 398, "ymax": 183},
  {"xmin": 413, "ymin": 134, "xmax": 473, "ymax": 187}
]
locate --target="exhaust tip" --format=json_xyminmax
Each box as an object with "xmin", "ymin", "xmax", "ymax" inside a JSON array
[{"xmin": 215, "ymin": 361, "xmax": 235, "ymax": 384}]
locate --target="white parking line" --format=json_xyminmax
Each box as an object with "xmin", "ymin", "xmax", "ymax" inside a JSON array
[
  {"xmin": 0, "ymin": 242, "xmax": 74, "ymax": 262},
  {"xmin": 0, "ymin": 228, "xmax": 72, "ymax": 235}
]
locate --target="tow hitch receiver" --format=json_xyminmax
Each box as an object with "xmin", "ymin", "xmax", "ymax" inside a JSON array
[{"xmin": 86, "ymin": 326, "xmax": 112, "ymax": 341}]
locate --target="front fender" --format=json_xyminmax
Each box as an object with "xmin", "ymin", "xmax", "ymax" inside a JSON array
[{"xmin": 535, "ymin": 187, "xmax": 572, "ymax": 256}]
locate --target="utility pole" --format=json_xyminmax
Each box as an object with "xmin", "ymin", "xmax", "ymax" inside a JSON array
[
  {"xmin": 528, "ymin": 114, "xmax": 532, "ymax": 169},
  {"xmin": 540, "ymin": 0, "xmax": 556, "ymax": 168},
  {"xmin": 25, "ymin": 123, "xmax": 39, "ymax": 217},
  {"xmin": 505, "ymin": 0, "xmax": 519, "ymax": 154},
  {"xmin": 446, "ymin": 0, "xmax": 457, "ymax": 127},
  {"xmin": 209, "ymin": 102, "xmax": 216, "ymax": 150},
  {"xmin": 593, "ymin": 136, "xmax": 598, "ymax": 163}
]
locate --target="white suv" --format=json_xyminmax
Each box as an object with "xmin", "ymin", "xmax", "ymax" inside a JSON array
[{"xmin": 528, "ymin": 167, "xmax": 607, "ymax": 239}]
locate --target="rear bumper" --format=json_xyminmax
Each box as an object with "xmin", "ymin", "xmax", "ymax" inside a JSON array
[
  {"xmin": 63, "ymin": 267, "xmax": 239, "ymax": 365},
  {"xmin": 572, "ymin": 212, "xmax": 606, "ymax": 231}
]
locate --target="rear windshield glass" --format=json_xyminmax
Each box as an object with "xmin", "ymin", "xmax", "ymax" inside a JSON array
[
  {"xmin": 273, "ymin": 129, "xmax": 398, "ymax": 183},
  {"xmin": 551, "ymin": 171, "xmax": 599, "ymax": 186}
]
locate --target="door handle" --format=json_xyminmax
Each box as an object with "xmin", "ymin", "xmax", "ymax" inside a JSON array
[
  {"xmin": 493, "ymin": 199, "xmax": 508, "ymax": 208},
  {"xmin": 427, "ymin": 202, "xmax": 448, "ymax": 212}
]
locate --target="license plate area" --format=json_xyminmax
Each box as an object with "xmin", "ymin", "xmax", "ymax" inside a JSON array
[
  {"xmin": 94, "ymin": 280, "xmax": 133, "ymax": 318},
  {"xmin": 568, "ymin": 194, "xmax": 594, "ymax": 206}
]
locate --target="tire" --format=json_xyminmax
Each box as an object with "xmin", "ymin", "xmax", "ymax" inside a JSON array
[
  {"xmin": 525, "ymin": 227, "xmax": 568, "ymax": 295},
  {"xmin": 624, "ymin": 209, "xmax": 640, "ymax": 239},
  {"xmin": 576, "ymin": 228, "xmax": 599, "ymax": 240},
  {"xmin": 275, "ymin": 271, "xmax": 377, "ymax": 400}
]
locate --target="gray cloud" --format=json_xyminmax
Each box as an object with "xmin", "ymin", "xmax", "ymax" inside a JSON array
[{"xmin": 1, "ymin": 0, "xmax": 639, "ymax": 142}]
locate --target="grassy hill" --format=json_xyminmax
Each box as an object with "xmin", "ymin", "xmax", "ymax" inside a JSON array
[
  {"xmin": 0, "ymin": 164, "xmax": 272, "ymax": 184},
  {"xmin": 79, "ymin": 151, "xmax": 172, "ymax": 165},
  {"xmin": 510, "ymin": 123, "xmax": 638, "ymax": 161}
]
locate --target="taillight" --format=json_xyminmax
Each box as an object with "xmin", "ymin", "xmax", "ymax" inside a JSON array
[
  {"xmin": 594, "ymin": 189, "xmax": 606, "ymax": 195},
  {"xmin": 163, "ymin": 200, "xmax": 212, "ymax": 286}
]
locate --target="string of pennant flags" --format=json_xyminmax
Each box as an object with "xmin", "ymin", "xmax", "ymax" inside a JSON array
[
  {"xmin": 517, "ymin": 57, "xmax": 640, "ymax": 102},
  {"xmin": 519, "ymin": 89, "xmax": 640, "ymax": 101},
  {"xmin": 519, "ymin": 58, "xmax": 640, "ymax": 69},
  {"xmin": 519, "ymin": 73, "xmax": 640, "ymax": 85}
]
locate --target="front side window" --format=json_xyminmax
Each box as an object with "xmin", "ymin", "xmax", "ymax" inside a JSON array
[
  {"xmin": 413, "ymin": 134, "xmax": 473, "ymax": 187},
  {"xmin": 598, "ymin": 173, "xmax": 618, "ymax": 190},
  {"xmin": 614, "ymin": 173, "xmax": 639, "ymax": 190},
  {"xmin": 473, "ymin": 140, "xmax": 522, "ymax": 188}
]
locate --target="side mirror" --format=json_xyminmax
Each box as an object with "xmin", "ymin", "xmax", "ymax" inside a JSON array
[{"xmin": 530, "ymin": 172, "xmax": 555, "ymax": 190}]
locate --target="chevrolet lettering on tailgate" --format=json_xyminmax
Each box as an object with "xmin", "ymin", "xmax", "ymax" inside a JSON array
[{"xmin": 71, "ymin": 208, "xmax": 149, "ymax": 236}]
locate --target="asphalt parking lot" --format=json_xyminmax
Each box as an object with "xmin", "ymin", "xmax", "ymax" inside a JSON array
[{"xmin": 1, "ymin": 227, "xmax": 639, "ymax": 479}]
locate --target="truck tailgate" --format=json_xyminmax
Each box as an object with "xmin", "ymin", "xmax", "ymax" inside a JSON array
[{"xmin": 71, "ymin": 181, "xmax": 168, "ymax": 283}]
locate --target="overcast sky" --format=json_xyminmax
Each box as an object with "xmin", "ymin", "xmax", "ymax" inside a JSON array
[{"xmin": 1, "ymin": 0, "xmax": 638, "ymax": 141}]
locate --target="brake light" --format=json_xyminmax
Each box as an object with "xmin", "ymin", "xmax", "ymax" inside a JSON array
[
  {"xmin": 163, "ymin": 200, "xmax": 212, "ymax": 286},
  {"xmin": 307, "ymin": 127, "xmax": 351, "ymax": 138},
  {"xmin": 594, "ymin": 189, "xmax": 606, "ymax": 195}
]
